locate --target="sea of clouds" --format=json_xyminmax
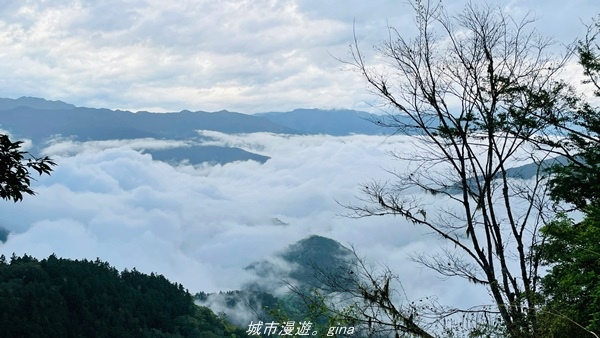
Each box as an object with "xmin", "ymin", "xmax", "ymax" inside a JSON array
[{"xmin": 0, "ymin": 131, "xmax": 492, "ymax": 311}]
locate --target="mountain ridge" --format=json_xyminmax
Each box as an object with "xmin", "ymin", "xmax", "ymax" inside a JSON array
[
  {"xmin": 0, "ymin": 97, "xmax": 395, "ymax": 141},
  {"xmin": 0, "ymin": 97, "xmax": 389, "ymax": 165}
]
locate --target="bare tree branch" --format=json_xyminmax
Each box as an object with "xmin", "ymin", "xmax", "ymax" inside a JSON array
[{"xmin": 340, "ymin": 1, "xmax": 579, "ymax": 336}]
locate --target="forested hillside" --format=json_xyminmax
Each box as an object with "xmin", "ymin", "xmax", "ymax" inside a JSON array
[{"xmin": 0, "ymin": 254, "xmax": 250, "ymax": 338}]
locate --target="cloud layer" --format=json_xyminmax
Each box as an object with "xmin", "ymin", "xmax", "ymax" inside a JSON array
[
  {"xmin": 0, "ymin": 0, "xmax": 596, "ymax": 113},
  {"xmin": 0, "ymin": 132, "xmax": 490, "ymax": 311}
]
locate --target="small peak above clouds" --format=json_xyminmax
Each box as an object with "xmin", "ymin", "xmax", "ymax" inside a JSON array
[
  {"xmin": 198, "ymin": 235, "xmax": 357, "ymax": 326},
  {"xmin": 244, "ymin": 234, "xmax": 355, "ymax": 292}
]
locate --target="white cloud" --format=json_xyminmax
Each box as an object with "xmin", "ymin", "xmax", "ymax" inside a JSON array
[
  {"xmin": 0, "ymin": 0, "xmax": 357, "ymax": 112},
  {"xmin": 41, "ymin": 137, "xmax": 195, "ymax": 157},
  {"xmin": 0, "ymin": 132, "xmax": 506, "ymax": 317}
]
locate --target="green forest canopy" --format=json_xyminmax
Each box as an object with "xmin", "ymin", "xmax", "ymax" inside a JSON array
[{"xmin": 0, "ymin": 254, "xmax": 250, "ymax": 338}]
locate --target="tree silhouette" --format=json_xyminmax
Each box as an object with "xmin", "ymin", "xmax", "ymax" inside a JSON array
[{"xmin": 0, "ymin": 134, "xmax": 55, "ymax": 202}]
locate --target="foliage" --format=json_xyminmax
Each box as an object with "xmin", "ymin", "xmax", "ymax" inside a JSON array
[
  {"xmin": 265, "ymin": 291, "xmax": 344, "ymax": 337},
  {"xmin": 0, "ymin": 133, "xmax": 55, "ymax": 202},
  {"xmin": 0, "ymin": 254, "xmax": 249, "ymax": 338},
  {"xmin": 534, "ymin": 16, "xmax": 600, "ymax": 338},
  {"xmin": 536, "ymin": 210, "xmax": 600, "ymax": 337},
  {"xmin": 275, "ymin": 247, "xmax": 511, "ymax": 338},
  {"xmin": 544, "ymin": 16, "xmax": 600, "ymax": 211}
]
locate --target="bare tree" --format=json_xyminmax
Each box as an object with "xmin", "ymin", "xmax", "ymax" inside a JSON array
[
  {"xmin": 294, "ymin": 248, "xmax": 509, "ymax": 337},
  {"xmin": 342, "ymin": 1, "xmax": 575, "ymax": 337},
  {"xmin": 289, "ymin": 249, "xmax": 438, "ymax": 338}
]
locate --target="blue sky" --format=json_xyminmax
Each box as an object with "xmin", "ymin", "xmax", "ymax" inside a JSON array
[{"xmin": 0, "ymin": 0, "xmax": 597, "ymax": 113}]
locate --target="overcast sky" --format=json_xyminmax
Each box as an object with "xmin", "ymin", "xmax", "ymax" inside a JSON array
[{"xmin": 0, "ymin": 0, "xmax": 597, "ymax": 113}]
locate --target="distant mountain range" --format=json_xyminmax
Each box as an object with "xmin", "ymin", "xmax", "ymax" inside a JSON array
[
  {"xmin": 257, "ymin": 108, "xmax": 389, "ymax": 136},
  {"xmin": 0, "ymin": 97, "xmax": 391, "ymax": 165},
  {"xmin": 0, "ymin": 97, "xmax": 561, "ymax": 173}
]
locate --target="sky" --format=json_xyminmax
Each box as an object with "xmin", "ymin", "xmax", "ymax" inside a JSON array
[{"xmin": 0, "ymin": 0, "xmax": 597, "ymax": 113}]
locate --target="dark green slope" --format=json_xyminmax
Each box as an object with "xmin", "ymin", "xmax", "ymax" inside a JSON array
[{"xmin": 0, "ymin": 254, "xmax": 249, "ymax": 338}]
